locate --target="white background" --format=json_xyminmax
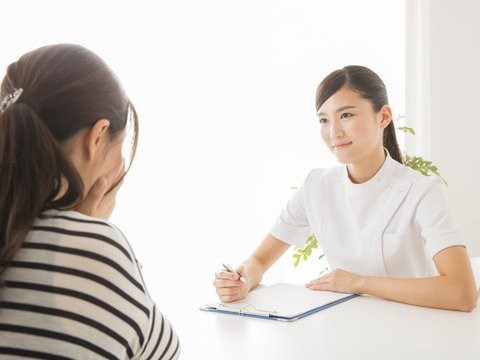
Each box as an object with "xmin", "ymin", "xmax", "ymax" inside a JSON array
[
  {"xmin": 405, "ymin": 0, "xmax": 480, "ymax": 256},
  {"xmin": 1, "ymin": 0, "xmax": 405, "ymax": 354}
]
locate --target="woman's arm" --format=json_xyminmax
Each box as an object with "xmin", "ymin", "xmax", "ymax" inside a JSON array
[
  {"xmin": 140, "ymin": 304, "xmax": 180, "ymax": 359},
  {"xmin": 307, "ymin": 245, "xmax": 478, "ymax": 312},
  {"xmin": 214, "ymin": 234, "xmax": 290, "ymax": 302},
  {"xmin": 242, "ymin": 233, "xmax": 291, "ymax": 290}
]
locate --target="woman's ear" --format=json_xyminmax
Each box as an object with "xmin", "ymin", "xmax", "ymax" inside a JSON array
[
  {"xmin": 84, "ymin": 119, "xmax": 111, "ymax": 161},
  {"xmin": 378, "ymin": 105, "xmax": 393, "ymax": 129}
]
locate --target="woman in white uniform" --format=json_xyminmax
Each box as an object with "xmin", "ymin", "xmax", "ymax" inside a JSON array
[{"xmin": 213, "ymin": 65, "xmax": 478, "ymax": 312}]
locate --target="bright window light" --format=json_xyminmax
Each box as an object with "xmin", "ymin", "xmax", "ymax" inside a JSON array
[{"xmin": 2, "ymin": 0, "xmax": 405, "ymax": 356}]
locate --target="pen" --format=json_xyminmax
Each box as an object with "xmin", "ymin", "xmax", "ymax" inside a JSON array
[{"xmin": 222, "ymin": 263, "xmax": 246, "ymax": 283}]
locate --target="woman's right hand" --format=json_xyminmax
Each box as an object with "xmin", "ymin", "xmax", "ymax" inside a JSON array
[
  {"xmin": 74, "ymin": 176, "xmax": 123, "ymax": 220},
  {"xmin": 213, "ymin": 266, "xmax": 249, "ymax": 303},
  {"xmin": 75, "ymin": 156, "xmax": 125, "ymax": 220},
  {"xmin": 213, "ymin": 235, "xmax": 290, "ymax": 303}
]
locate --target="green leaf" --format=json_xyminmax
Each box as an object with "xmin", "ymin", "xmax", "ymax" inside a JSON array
[
  {"xmin": 397, "ymin": 126, "xmax": 416, "ymax": 135},
  {"xmin": 404, "ymin": 152, "xmax": 447, "ymax": 184},
  {"xmin": 292, "ymin": 234, "xmax": 320, "ymax": 266}
]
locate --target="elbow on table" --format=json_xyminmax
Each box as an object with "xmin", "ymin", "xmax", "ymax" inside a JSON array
[{"xmin": 453, "ymin": 287, "xmax": 479, "ymax": 312}]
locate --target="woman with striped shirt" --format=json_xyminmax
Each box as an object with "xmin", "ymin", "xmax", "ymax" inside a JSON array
[{"xmin": 0, "ymin": 44, "xmax": 180, "ymax": 359}]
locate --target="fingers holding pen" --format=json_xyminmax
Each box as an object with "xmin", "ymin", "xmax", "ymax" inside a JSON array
[
  {"xmin": 235, "ymin": 266, "xmax": 247, "ymax": 283},
  {"xmin": 214, "ymin": 270, "xmax": 247, "ymax": 288},
  {"xmin": 213, "ymin": 267, "xmax": 249, "ymax": 302},
  {"xmin": 215, "ymin": 270, "xmax": 239, "ymax": 282}
]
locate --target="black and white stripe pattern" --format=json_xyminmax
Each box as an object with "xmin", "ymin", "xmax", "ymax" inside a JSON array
[{"xmin": 0, "ymin": 210, "xmax": 180, "ymax": 359}]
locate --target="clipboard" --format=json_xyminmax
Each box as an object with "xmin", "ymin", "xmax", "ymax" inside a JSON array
[{"xmin": 200, "ymin": 283, "xmax": 358, "ymax": 322}]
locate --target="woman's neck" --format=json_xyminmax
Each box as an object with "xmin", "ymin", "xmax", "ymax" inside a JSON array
[{"xmin": 346, "ymin": 148, "xmax": 387, "ymax": 184}]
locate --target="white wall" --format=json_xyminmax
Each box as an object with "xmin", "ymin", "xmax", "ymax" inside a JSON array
[
  {"xmin": 406, "ymin": 0, "xmax": 480, "ymax": 255},
  {"xmin": 1, "ymin": 2, "xmax": 405, "ymax": 357}
]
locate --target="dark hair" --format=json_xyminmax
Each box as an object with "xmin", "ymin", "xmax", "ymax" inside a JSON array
[
  {"xmin": 315, "ymin": 65, "xmax": 402, "ymax": 163},
  {"xmin": 0, "ymin": 44, "xmax": 138, "ymax": 280}
]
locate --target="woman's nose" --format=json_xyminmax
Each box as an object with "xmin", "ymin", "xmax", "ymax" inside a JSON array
[{"xmin": 329, "ymin": 124, "xmax": 344, "ymax": 138}]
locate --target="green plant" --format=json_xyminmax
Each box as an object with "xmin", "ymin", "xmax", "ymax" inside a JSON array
[
  {"xmin": 292, "ymin": 123, "xmax": 445, "ymax": 268},
  {"xmin": 292, "ymin": 235, "xmax": 318, "ymax": 267},
  {"xmin": 399, "ymin": 126, "xmax": 446, "ymax": 184},
  {"xmin": 292, "ymin": 236, "xmax": 320, "ymax": 268}
]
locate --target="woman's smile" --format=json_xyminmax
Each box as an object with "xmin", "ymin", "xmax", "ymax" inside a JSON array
[{"xmin": 331, "ymin": 141, "xmax": 353, "ymax": 148}]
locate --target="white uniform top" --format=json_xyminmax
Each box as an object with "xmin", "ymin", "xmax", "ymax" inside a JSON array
[{"xmin": 270, "ymin": 153, "xmax": 465, "ymax": 278}]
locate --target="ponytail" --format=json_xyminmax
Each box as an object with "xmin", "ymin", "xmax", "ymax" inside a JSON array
[
  {"xmin": 0, "ymin": 102, "xmax": 83, "ymax": 279},
  {"xmin": 0, "ymin": 43, "xmax": 139, "ymax": 288},
  {"xmin": 383, "ymin": 121, "xmax": 403, "ymax": 164}
]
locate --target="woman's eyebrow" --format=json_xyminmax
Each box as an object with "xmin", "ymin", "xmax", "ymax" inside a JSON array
[{"xmin": 317, "ymin": 105, "xmax": 358, "ymax": 117}]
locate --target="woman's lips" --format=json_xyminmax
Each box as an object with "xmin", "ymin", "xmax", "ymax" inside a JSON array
[{"xmin": 331, "ymin": 141, "xmax": 352, "ymax": 148}]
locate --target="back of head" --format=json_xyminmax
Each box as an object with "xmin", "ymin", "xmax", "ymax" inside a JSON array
[
  {"xmin": 0, "ymin": 44, "xmax": 137, "ymax": 278},
  {"xmin": 2, "ymin": 44, "xmax": 130, "ymax": 141},
  {"xmin": 315, "ymin": 65, "xmax": 402, "ymax": 163}
]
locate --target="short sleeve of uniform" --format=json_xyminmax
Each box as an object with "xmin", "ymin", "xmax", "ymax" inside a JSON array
[
  {"xmin": 415, "ymin": 177, "xmax": 466, "ymax": 257},
  {"xmin": 269, "ymin": 180, "xmax": 312, "ymax": 248}
]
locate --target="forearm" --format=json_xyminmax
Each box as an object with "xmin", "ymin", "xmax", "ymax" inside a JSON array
[
  {"xmin": 356, "ymin": 274, "xmax": 478, "ymax": 312},
  {"xmin": 357, "ymin": 247, "xmax": 478, "ymax": 312},
  {"xmin": 307, "ymin": 247, "xmax": 477, "ymax": 311},
  {"xmin": 242, "ymin": 233, "xmax": 291, "ymax": 291},
  {"xmin": 241, "ymin": 256, "xmax": 267, "ymax": 291}
]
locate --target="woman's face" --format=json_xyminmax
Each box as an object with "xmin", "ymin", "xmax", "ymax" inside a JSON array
[{"xmin": 317, "ymin": 86, "xmax": 387, "ymax": 165}]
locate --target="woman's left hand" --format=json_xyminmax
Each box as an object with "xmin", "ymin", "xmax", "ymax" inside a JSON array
[{"xmin": 306, "ymin": 268, "xmax": 362, "ymax": 294}]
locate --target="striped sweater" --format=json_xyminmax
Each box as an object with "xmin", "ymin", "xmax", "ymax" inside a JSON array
[{"xmin": 0, "ymin": 210, "xmax": 180, "ymax": 359}]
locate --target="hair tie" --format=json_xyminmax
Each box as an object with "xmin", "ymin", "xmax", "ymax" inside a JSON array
[{"xmin": 0, "ymin": 88, "xmax": 24, "ymax": 112}]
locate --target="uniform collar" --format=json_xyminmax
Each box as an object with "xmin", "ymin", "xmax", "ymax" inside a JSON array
[{"xmin": 343, "ymin": 150, "xmax": 396, "ymax": 197}]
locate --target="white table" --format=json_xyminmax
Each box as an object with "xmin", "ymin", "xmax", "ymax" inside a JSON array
[{"xmin": 173, "ymin": 258, "xmax": 480, "ymax": 360}]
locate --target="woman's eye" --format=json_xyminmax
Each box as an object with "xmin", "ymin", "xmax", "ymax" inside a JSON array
[
  {"xmin": 319, "ymin": 118, "xmax": 328, "ymax": 124},
  {"xmin": 340, "ymin": 112, "xmax": 353, "ymax": 119}
]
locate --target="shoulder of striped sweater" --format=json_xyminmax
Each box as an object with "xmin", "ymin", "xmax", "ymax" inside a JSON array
[{"xmin": 36, "ymin": 209, "xmax": 135, "ymax": 258}]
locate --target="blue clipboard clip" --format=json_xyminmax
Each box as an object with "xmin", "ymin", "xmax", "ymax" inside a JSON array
[
  {"xmin": 218, "ymin": 303, "xmax": 278, "ymax": 317},
  {"xmin": 200, "ymin": 302, "xmax": 278, "ymax": 319}
]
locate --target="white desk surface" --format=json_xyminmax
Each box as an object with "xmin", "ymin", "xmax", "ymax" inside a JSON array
[{"xmin": 174, "ymin": 257, "xmax": 480, "ymax": 360}]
